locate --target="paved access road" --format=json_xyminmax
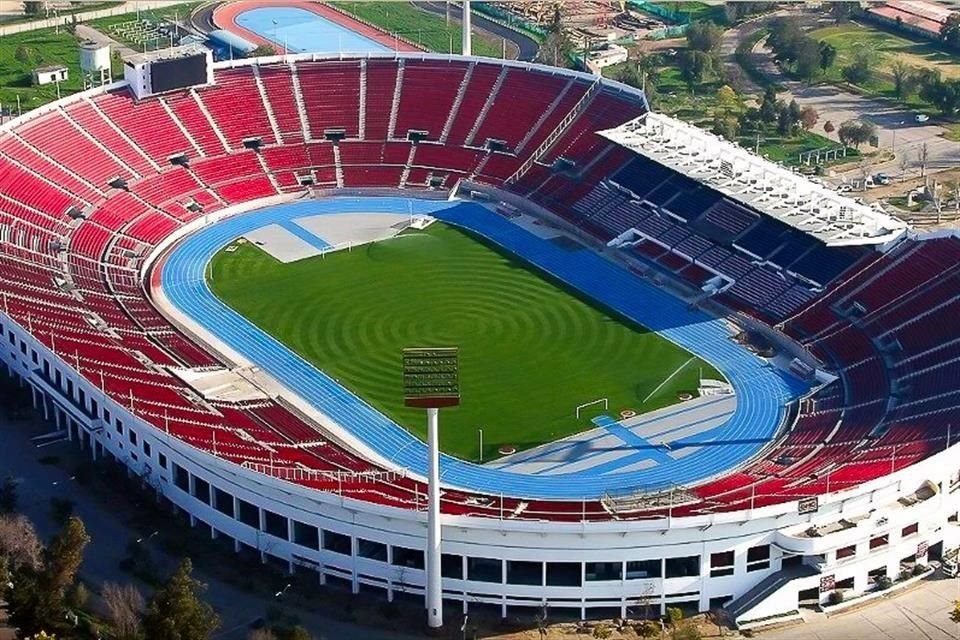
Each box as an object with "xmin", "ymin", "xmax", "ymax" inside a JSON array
[{"xmin": 761, "ymin": 576, "xmax": 960, "ymax": 640}]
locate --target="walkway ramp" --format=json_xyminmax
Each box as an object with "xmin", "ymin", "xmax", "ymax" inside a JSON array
[{"xmin": 725, "ymin": 563, "xmax": 819, "ymax": 628}]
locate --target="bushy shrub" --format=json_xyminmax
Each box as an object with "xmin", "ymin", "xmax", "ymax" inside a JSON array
[{"xmin": 828, "ymin": 590, "xmax": 844, "ymax": 605}]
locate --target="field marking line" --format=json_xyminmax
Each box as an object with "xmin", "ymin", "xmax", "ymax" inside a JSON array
[{"xmin": 642, "ymin": 356, "xmax": 696, "ymax": 405}]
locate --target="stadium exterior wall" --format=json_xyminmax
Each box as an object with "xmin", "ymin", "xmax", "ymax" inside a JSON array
[{"xmin": 3, "ymin": 234, "xmax": 960, "ymax": 623}]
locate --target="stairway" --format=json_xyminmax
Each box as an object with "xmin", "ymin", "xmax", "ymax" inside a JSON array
[
  {"xmin": 398, "ymin": 143, "xmax": 417, "ymax": 188},
  {"xmin": 160, "ymin": 97, "xmax": 205, "ymax": 157},
  {"xmin": 724, "ymin": 564, "xmax": 818, "ymax": 626},
  {"xmin": 387, "ymin": 59, "xmax": 405, "ymax": 140},
  {"xmin": 190, "ymin": 89, "xmax": 231, "ymax": 153},
  {"xmin": 252, "ymin": 64, "xmax": 283, "ymax": 144},
  {"xmin": 506, "ymin": 79, "xmax": 601, "ymax": 185},
  {"xmin": 85, "ymin": 97, "xmax": 161, "ymax": 173},
  {"xmin": 289, "ymin": 61, "xmax": 312, "ymax": 142},
  {"xmin": 439, "ymin": 62, "xmax": 475, "ymax": 144},
  {"xmin": 516, "ymin": 78, "xmax": 574, "ymax": 155},
  {"xmin": 464, "ymin": 66, "xmax": 508, "ymax": 147},
  {"xmin": 358, "ymin": 59, "xmax": 367, "ymax": 140},
  {"xmin": 332, "ymin": 142, "xmax": 344, "ymax": 188}
]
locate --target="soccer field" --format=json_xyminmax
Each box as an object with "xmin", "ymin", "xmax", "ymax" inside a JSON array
[{"xmin": 208, "ymin": 223, "xmax": 721, "ymax": 461}]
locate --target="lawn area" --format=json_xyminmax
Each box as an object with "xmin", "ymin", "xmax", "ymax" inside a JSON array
[
  {"xmin": 649, "ymin": 1, "xmax": 726, "ymax": 25},
  {"xmin": 0, "ymin": 26, "xmax": 123, "ymax": 114},
  {"xmin": 810, "ymin": 22, "xmax": 960, "ymax": 84},
  {"xmin": 0, "ymin": 1, "xmax": 122, "ymax": 25},
  {"xmin": 208, "ymin": 223, "xmax": 718, "ymax": 461},
  {"xmin": 332, "ymin": 2, "xmax": 504, "ymax": 57}
]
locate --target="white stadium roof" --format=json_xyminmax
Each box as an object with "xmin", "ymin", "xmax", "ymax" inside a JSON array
[{"xmin": 600, "ymin": 113, "xmax": 909, "ymax": 247}]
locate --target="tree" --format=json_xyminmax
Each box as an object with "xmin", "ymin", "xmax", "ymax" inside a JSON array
[
  {"xmin": 800, "ymin": 105, "xmax": 819, "ymax": 130},
  {"xmin": 713, "ymin": 114, "xmax": 739, "ymax": 140},
  {"xmin": 759, "ymin": 86, "xmax": 778, "ymax": 124},
  {"xmin": 0, "ymin": 514, "xmax": 43, "ymax": 574},
  {"xmin": 919, "ymin": 75, "xmax": 960, "ymax": 116},
  {"xmin": 249, "ymin": 44, "xmax": 276, "ymax": 58},
  {"xmin": 950, "ymin": 600, "xmax": 960, "ymax": 624},
  {"xmin": 891, "ymin": 60, "xmax": 916, "ymax": 98},
  {"xmin": 143, "ymin": 559, "xmax": 220, "ymax": 640},
  {"xmin": 841, "ymin": 44, "xmax": 875, "ymax": 85},
  {"xmin": 103, "ymin": 582, "xmax": 145, "ymax": 640},
  {"xmin": 288, "ymin": 626, "xmax": 312, "ymax": 640},
  {"xmin": 536, "ymin": 7, "xmax": 575, "ymax": 69},
  {"xmin": 677, "ymin": 50, "xmax": 715, "ymax": 91},
  {"xmin": 715, "ymin": 84, "xmax": 738, "ymax": 113},
  {"xmin": 39, "ymin": 516, "xmax": 89, "ymax": 620},
  {"xmin": 941, "ymin": 13, "xmax": 960, "ymax": 49},
  {"xmin": 917, "ymin": 142, "xmax": 929, "ymax": 178},
  {"xmin": 686, "ymin": 20, "xmax": 723, "ymax": 54},
  {"xmin": 823, "ymin": 120, "xmax": 835, "ymax": 133},
  {"xmin": 248, "ymin": 629, "xmax": 277, "ymax": 640},
  {"xmin": 767, "ymin": 17, "xmax": 804, "ymax": 63},
  {"xmin": 838, "ymin": 119, "xmax": 875, "ymax": 148},
  {"xmin": 818, "ymin": 41, "xmax": 837, "ymax": 72},
  {"xmin": 794, "ymin": 37, "xmax": 822, "ymax": 81}
]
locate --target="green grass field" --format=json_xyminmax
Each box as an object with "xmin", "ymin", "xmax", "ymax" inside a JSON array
[
  {"xmin": 208, "ymin": 223, "xmax": 719, "ymax": 461},
  {"xmin": 332, "ymin": 2, "xmax": 504, "ymax": 58}
]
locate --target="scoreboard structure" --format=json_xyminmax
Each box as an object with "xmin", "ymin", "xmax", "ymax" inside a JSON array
[{"xmin": 123, "ymin": 44, "xmax": 213, "ymax": 100}]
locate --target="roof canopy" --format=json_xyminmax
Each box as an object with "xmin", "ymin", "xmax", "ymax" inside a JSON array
[{"xmin": 600, "ymin": 113, "xmax": 909, "ymax": 247}]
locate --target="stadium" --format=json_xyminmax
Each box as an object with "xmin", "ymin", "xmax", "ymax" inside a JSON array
[{"xmin": 1, "ymin": 24, "xmax": 960, "ymax": 632}]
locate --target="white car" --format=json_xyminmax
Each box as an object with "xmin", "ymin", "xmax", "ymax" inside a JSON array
[
  {"xmin": 915, "ymin": 114, "xmax": 930, "ymax": 123},
  {"xmin": 837, "ymin": 184, "xmax": 853, "ymax": 193}
]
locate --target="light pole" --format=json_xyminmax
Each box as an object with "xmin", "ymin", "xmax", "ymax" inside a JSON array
[
  {"xmin": 403, "ymin": 347, "xmax": 460, "ymax": 631},
  {"xmin": 892, "ymin": 120, "xmax": 905, "ymax": 156},
  {"xmin": 462, "ymin": 0, "xmax": 472, "ymax": 56}
]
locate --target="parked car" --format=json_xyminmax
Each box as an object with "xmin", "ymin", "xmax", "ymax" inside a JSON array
[
  {"xmin": 837, "ymin": 183, "xmax": 853, "ymax": 193},
  {"xmin": 915, "ymin": 114, "xmax": 930, "ymax": 123},
  {"xmin": 875, "ymin": 173, "xmax": 892, "ymax": 185}
]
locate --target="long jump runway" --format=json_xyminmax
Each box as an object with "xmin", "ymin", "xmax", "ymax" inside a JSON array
[{"xmin": 159, "ymin": 197, "xmax": 809, "ymax": 499}]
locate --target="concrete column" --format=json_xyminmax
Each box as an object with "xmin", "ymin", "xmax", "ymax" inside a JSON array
[
  {"xmin": 462, "ymin": 0, "xmax": 472, "ymax": 56},
  {"xmin": 425, "ymin": 407, "xmax": 443, "ymax": 628}
]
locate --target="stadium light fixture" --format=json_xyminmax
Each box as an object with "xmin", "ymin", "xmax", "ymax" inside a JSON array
[{"xmin": 403, "ymin": 347, "xmax": 460, "ymax": 630}]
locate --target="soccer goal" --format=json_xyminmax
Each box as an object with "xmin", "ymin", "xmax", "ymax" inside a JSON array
[{"xmin": 576, "ymin": 398, "xmax": 608, "ymax": 419}]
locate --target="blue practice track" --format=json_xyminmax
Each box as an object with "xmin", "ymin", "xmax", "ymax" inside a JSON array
[
  {"xmin": 160, "ymin": 198, "xmax": 808, "ymax": 499},
  {"xmin": 236, "ymin": 6, "xmax": 393, "ymax": 54}
]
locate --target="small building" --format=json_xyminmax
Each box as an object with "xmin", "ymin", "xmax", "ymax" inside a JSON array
[
  {"xmin": 585, "ymin": 43, "xmax": 628, "ymax": 75},
  {"xmin": 865, "ymin": 0, "xmax": 959, "ymax": 42},
  {"xmin": 32, "ymin": 64, "xmax": 68, "ymax": 86}
]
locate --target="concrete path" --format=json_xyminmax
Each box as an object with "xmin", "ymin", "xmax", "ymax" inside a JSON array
[
  {"xmin": 760, "ymin": 575, "xmax": 960, "ymax": 640},
  {"xmin": 74, "ymin": 22, "xmax": 141, "ymax": 59}
]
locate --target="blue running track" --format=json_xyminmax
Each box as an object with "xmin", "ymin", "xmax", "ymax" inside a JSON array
[{"xmin": 160, "ymin": 198, "xmax": 808, "ymax": 499}]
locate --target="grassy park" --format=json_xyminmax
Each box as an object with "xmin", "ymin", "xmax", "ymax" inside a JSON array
[{"xmin": 208, "ymin": 223, "xmax": 717, "ymax": 461}]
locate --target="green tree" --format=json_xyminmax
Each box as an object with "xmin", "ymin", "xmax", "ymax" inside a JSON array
[
  {"xmin": 950, "ymin": 599, "xmax": 960, "ymax": 624},
  {"xmin": 838, "ymin": 119, "xmax": 875, "ymax": 148},
  {"xmin": 759, "ymin": 86, "xmax": 778, "ymax": 124},
  {"xmin": 288, "ymin": 626, "xmax": 312, "ymax": 640},
  {"xmin": 891, "ymin": 59, "xmax": 917, "ymax": 98},
  {"xmin": 686, "ymin": 20, "xmax": 723, "ymax": 53},
  {"xmin": 919, "ymin": 74, "xmax": 960, "ymax": 116},
  {"xmin": 38, "ymin": 516, "xmax": 90, "ymax": 621},
  {"xmin": 841, "ymin": 45, "xmax": 875, "ymax": 85},
  {"xmin": 713, "ymin": 114, "xmax": 739, "ymax": 139},
  {"xmin": 941, "ymin": 13, "xmax": 960, "ymax": 48},
  {"xmin": 818, "ymin": 41, "xmax": 837, "ymax": 72},
  {"xmin": 794, "ymin": 37, "xmax": 821, "ymax": 80},
  {"xmin": 249, "ymin": 44, "xmax": 276, "ymax": 58},
  {"xmin": 677, "ymin": 50, "xmax": 714, "ymax": 92},
  {"xmin": 715, "ymin": 84, "xmax": 738, "ymax": 113},
  {"xmin": 143, "ymin": 559, "xmax": 220, "ymax": 640}
]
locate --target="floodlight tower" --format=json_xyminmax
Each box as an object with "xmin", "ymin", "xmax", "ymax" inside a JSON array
[
  {"xmin": 402, "ymin": 347, "xmax": 460, "ymax": 631},
  {"xmin": 462, "ymin": 0, "xmax": 472, "ymax": 56}
]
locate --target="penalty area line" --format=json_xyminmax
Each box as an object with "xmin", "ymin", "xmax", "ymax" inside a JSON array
[{"xmin": 642, "ymin": 357, "xmax": 696, "ymax": 404}]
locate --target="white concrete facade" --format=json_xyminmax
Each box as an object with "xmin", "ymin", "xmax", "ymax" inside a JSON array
[{"xmin": 2, "ymin": 309, "xmax": 959, "ymax": 624}]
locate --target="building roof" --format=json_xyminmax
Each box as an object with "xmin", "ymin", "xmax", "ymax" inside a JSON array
[
  {"xmin": 599, "ymin": 113, "xmax": 910, "ymax": 247},
  {"xmin": 123, "ymin": 43, "xmax": 209, "ymax": 66},
  {"xmin": 867, "ymin": 0, "xmax": 957, "ymax": 35}
]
